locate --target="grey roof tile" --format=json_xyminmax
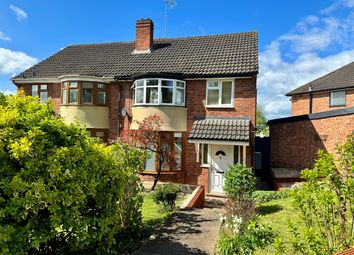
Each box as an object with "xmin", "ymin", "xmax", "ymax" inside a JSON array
[
  {"xmin": 189, "ymin": 118, "xmax": 250, "ymax": 141},
  {"xmin": 13, "ymin": 32, "xmax": 258, "ymax": 80},
  {"xmin": 287, "ymin": 61, "xmax": 354, "ymax": 96}
]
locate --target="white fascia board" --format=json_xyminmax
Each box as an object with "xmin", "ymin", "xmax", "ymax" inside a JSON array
[
  {"xmin": 188, "ymin": 139, "xmax": 249, "ymax": 146},
  {"xmin": 12, "ymin": 75, "xmax": 115, "ymax": 84}
]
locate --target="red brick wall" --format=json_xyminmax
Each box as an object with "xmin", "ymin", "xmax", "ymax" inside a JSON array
[
  {"xmin": 120, "ymin": 77, "xmax": 257, "ymax": 191},
  {"xmin": 17, "ymin": 83, "xmax": 61, "ymax": 112},
  {"xmin": 270, "ymin": 114, "xmax": 354, "ymax": 171},
  {"xmin": 108, "ymin": 82, "xmax": 120, "ymax": 141},
  {"xmin": 135, "ymin": 19, "xmax": 153, "ymax": 51},
  {"xmin": 292, "ymin": 89, "xmax": 354, "ymax": 116}
]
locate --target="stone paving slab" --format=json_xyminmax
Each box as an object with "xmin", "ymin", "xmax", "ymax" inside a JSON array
[{"xmin": 133, "ymin": 199, "xmax": 225, "ymax": 255}]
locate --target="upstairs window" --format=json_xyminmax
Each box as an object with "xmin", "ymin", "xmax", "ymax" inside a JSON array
[
  {"xmin": 61, "ymin": 82, "xmax": 107, "ymax": 106},
  {"xmin": 206, "ymin": 80, "xmax": 234, "ymax": 107},
  {"xmin": 133, "ymin": 78, "xmax": 186, "ymax": 106},
  {"xmin": 330, "ymin": 91, "xmax": 346, "ymax": 107},
  {"xmin": 31, "ymin": 84, "xmax": 48, "ymax": 104}
]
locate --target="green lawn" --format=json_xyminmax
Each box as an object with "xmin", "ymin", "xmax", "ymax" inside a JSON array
[
  {"xmin": 255, "ymin": 197, "xmax": 304, "ymax": 255},
  {"xmin": 141, "ymin": 192, "xmax": 173, "ymax": 227}
]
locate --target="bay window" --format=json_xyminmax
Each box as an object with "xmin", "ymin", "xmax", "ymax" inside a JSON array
[
  {"xmin": 133, "ymin": 78, "xmax": 186, "ymax": 106},
  {"xmin": 61, "ymin": 82, "xmax": 107, "ymax": 105},
  {"xmin": 85, "ymin": 129, "xmax": 108, "ymax": 142},
  {"xmin": 206, "ymin": 80, "xmax": 234, "ymax": 107}
]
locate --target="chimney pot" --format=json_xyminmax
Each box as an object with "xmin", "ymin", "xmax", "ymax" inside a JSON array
[{"xmin": 135, "ymin": 18, "xmax": 154, "ymax": 53}]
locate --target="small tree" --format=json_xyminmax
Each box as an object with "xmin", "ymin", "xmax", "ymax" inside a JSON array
[
  {"xmin": 256, "ymin": 106, "xmax": 269, "ymax": 137},
  {"xmin": 121, "ymin": 115, "xmax": 174, "ymax": 190},
  {"xmin": 278, "ymin": 134, "xmax": 354, "ymax": 255}
]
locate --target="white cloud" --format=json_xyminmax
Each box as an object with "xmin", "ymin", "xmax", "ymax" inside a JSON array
[
  {"xmin": 10, "ymin": 5, "xmax": 28, "ymax": 22},
  {"xmin": 259, "ymin": 0, "xmax": 354, "ymax": 119},
  {"xmin": 0, "ymin": 90, "xmax": 15, "ymax": 95},
  {"xmin": 0, "ymin": 48, "xmax": 38, "ymax": 75},
  {"xmin": 0, "ymin": 32, "xmax": 11, "ymax": 42}
]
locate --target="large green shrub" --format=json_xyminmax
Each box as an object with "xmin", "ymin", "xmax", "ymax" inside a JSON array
[
  {"xmin": 224, "ymin": 164, "xmax": 256, "ymax": 200},
  {"xmin": 276, "ymin": 134, "xmax": 354, "ymax": 255},
  {"xmin": 252, "ymin": 190, "xmax": 289, "ymax": 203},
  {"xmin": 152, "ymin": 183, "xmax": 181, "ymax": 211},
  {"xmin": 0, "ymin": 92, "xmax": 145, "ymax": 254}
]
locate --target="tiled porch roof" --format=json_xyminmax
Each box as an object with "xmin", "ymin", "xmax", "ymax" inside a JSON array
[{"xmin": 188, "ymin": 117, "xmax": 250, "ymax": 142}]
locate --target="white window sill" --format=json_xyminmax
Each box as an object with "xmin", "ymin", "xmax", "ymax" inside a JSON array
[
  {"xmin": 200, "ymin": 164, "xmax": 211, "ymax": 168},
  {"xmin": 206, "ymin": 105, "xmax": 234, "ymax": 109}
]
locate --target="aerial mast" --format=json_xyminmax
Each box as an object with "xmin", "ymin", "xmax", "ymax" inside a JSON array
[{"xmin": 164, "ymin": 0, "xmax": 176, "ymax": 38}]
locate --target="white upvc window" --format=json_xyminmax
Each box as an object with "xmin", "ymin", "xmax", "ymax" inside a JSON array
[
  {"xmin": 330, "ymin": 91, "xmax": 346, "ymax": 107},
  {"xmin": 206, "ymin": 80, "xmax": 234, "ymax": 107},
  {"xmin": 133, "ymin": 78, "xmax": 186, "ymax": 106}
]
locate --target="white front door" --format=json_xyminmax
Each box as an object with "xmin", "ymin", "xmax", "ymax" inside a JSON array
[{"xmin": 209, "ymin": 144, "xmax": 233, "ymax": 193}]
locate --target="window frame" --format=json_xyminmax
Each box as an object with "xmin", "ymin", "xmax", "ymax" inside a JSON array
[
  {"xmin": 31, "ymin": 84, "xmax": 48, "ymax": 104},
  {"xmin": 329, "ymin": 90, "xmax": 346, "ymax": 107},
  {"xmin": 144, "ymin": 131, "xmax": 184, "ymax": 172},
  {"xmin": 61, "ymin": 81, "xmax": 108, "ymax": 106},
  {"xmin": 133, "ymin": 78, "xmax": 186, "ymax": 106},
  {"xmin": 206, "ymin": 79, "xmax": 235, "ymax": 108},
  {"xmin": 85, "ymin": 128, "xmax": 108, "ymax": 142}
]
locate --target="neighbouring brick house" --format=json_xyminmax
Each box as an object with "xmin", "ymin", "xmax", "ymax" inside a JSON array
[
  {"xmin": 269, "ymin": 62, "xmax": 354, "ymax": 189},
  {"xmin": 12, "ymin": 18, "xmax": 258, "ymax": 194}
]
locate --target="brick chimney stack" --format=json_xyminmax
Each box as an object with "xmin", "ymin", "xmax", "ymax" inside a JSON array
[{"xmin": 135, "ymin": 18, "xmax": 154, "ymax": 53}]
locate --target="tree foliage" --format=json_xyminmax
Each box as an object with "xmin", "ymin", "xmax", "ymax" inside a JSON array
[
  {"xmin": 278, "ymin": 134, "xmax": 354, "ymax": 255},
  {"xmin": 0, "ymin": 92, "xmax": 145, "ymax": 254},
  {"xmin": 256, "ymin": 106, "xmax": 269, "ymax": 136}
]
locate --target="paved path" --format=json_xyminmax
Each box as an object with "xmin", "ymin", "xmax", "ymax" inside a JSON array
[{"xmin": 133, "ymin": 199, "xmax": 225, "ymax": 255}]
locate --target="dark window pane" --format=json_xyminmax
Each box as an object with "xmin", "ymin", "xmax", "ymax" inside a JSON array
[
  {"xmin": 62, "ymin": 89, "xmax": 67, "ymax": 104},
  {"xmin": 203, "ymin": 144, "xmax": 208, "ymax": 164},
  {"xmin": 222, "ymin": 81, "xmax": 232, "ymax": 104},
  {"xmin": 146, "ymin": 79, "xmax": 158, "ymax": 86},
  {"xmin": 32, "ymin": 85, "xmax": 38, "ymax": 96},
  {"xmin": 97, "ymin": 91, "xmax": 106, "ymax": 104},
  {"xmin": 176, "ymin": 89, "xmax": 185, "ymax": 105},
  {"xmin": 162, "ymin": 87, "xmax": 173, "ymax": 103},
  {"xmin": 207, "ymin": 90, "xmax": 219, "ymax": 105},
  {"xmin": 162, "ymin": 80, "xmax": 173, "ymax": 87},
  {"xmin": 146, "ymin": 87, "xmax": 158, "ymax": 104},
  {"xmin": 136, "ymin": 88, "xmax": 144, "ymax": 104},
  {"xmin": 69, "ymin": 89, "xmax": 78, "ymax": 104},
  {"xmin": 40, "ymin": 92, "xmax": 48, "ymax": 104},
  {"xmin": 145, "ymin": 151, "xmax": 156, "ymax": 171},
  {"xmin": 81, "ymin": 83, "xmax": 93, "ymax": 104}
]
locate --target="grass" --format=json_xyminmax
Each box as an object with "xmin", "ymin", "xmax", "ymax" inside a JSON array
[{"xmin": 254, "ymin": 197, "xmax": 304, "ymax": 255}]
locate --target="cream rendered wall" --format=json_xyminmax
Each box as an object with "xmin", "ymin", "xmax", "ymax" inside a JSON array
[
  {"xmin": 59, "ymin": 106, "xmax": 109, "ymax": 129},
  {"xmin": 131, "ymin": 106, "xmax": 187, "ymax": 131}
]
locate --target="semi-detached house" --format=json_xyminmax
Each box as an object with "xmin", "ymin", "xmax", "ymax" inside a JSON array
[{"xmin": 12, "ymin": 18, "xmax": 258, "ymax": 194}]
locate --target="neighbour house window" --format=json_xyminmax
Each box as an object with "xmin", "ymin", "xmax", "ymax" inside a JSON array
[
  {"xmin": 330, "ymin": 91, "xmax": 346, "ymax": 107},
  {"xmin": 133, "ymin": 78, "xmax": 186, "ymax": 106},
  {"xmin": 85, "ymin": 129, "xmax": 108, "ymax": 142},
  {"xmin": 144, "ymin": 131, "xmax": 183, "ymax": 172},
  {"xmin": 206, "ymin": 80, "xmax": 234, "ymax": 107},
  {"xmin": 233, "ymin": 145, "xmax": 239, "ymax": 164},
  {"xmin": 61, "ymin": 82, "xmax": 107, "ymax": 105},
  {"xmin": 31, "ymin": 84, "xmax": 48, "ymax": 104}
]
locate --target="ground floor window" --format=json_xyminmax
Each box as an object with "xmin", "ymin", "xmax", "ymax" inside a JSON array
[
  {"xmin": 144, "ymin": 131, "xmax": 184, "ymax": 172},
  {"xmin": 86, "ymin": 129, "xmax": 108, "ymax": 142}
]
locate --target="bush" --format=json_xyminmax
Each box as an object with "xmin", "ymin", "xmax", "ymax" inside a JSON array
[
  {"xmin": 0, "ymin": 92, "xmax": 145, "ymax": 254},
  {"xmin": 252, "ymin": 190, "xmax": 289, "ymax": 203},
  {"xmin": 218, "ymin": 219, "xmax": 275, "ymax": 255},
  {"xmin": 152, "ymin": 183, "xmax": 181, "ymax": 211},
  {"xmin": 277, "ymin": 134, "xmax": 354, "ymax": 255},
  {"xmin": 224, "ymin": 164, "xmax": 256, "ymax": 200}
]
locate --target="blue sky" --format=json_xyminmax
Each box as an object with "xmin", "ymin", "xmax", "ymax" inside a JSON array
[{"xmin": 1, "ymin": 0, "xmax": 354, "ymax": 118}]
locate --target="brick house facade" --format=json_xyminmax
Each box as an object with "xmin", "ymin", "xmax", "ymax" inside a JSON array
[
  {"xmin": 13, "ymin": 19, "xmax": 258, "ymax": 194},
  {"xmin": 269, "ymin": 62, "xmax": 354, "ymax": 189}
]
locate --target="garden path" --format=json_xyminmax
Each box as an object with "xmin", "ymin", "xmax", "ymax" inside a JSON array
[{"xmin": 133, "ymin": 198, "xmax": 225, "ymax": 255}]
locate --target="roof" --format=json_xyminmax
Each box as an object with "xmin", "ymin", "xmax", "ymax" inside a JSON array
[
  {"xmin": 13, "ymin": 32, "xmax": 258, "ymax": 81},
  {"xmin": 268, "ymin": 107, "xmax": 354, "ymax": 125},
  {"xmin": 287, "ymin": 61, "xmax": 354, "ymax": 96},
  {"xmin": 335, "ymin": 247, "xmax": 354, "ymax": 255},
  {"xmin": 188, "ymin": 117, "xmax": 250, "ymax": 142}
]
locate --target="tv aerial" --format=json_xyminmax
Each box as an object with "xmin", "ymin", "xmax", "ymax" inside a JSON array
[{"xmin": 164, "ymin": 0, "xmax": 176, "ymax": 38}]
